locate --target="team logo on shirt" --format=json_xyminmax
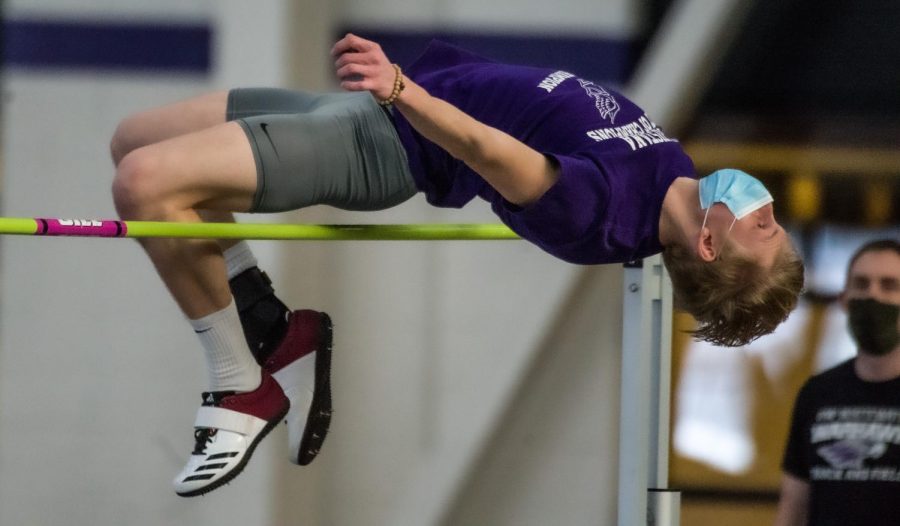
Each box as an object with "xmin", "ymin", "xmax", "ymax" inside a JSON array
[
  {"xmin": 585, "ymin": 115, "xmax": 676, "ymax": 151},
  {"xmin": 577, "ymin": 79, "xmax": 620, "ymax": 123},
  {"xmin": 536, "ymin": 71, "xmax": 620, "ymax": 123},
  {"xmin": 537, "ymin": 70, "xmax": 575, "ymax": 93},
  {"xmin": 817, "ymin": 439, "xmax": 888, "ymax": 470},
  {"xmin": 807, "ymin": 406, "xmax": 900, "ymax": 482}
]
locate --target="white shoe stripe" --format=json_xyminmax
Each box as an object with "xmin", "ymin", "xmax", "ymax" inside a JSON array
[{"xmin": 194, "ymin": 406, "xmax": 267, "ymax": 435}]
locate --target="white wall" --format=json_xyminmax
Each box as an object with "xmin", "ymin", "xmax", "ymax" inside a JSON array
[
  {"xmin": 0, "ymin": 1, "xmax": 640, "ymax": 525},
  {"xmin": 444, "ymin": 266, "xmax": 624, "ymax": 526},
  {"xmin": 0, "ymin": 1, "xmax": 292, "ymax": 525},
  {"xmin": 338, "ymin": 0, "xmax": 640, "ymax": 36}
]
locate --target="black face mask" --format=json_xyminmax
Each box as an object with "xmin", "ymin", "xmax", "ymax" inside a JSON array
[{"xmin": 847, "ymin": 298, "xmax": 900, "ymax": 356}]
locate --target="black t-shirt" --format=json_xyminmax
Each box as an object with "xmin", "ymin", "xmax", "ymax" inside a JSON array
[{"xmin": 783, "ymin": 359, "xmax": 900, "ymax": 525}]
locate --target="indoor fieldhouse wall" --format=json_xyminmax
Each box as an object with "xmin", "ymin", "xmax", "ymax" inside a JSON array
[{"xmin": 0, "ymin": 1, "xmax": 293, "ymax": 525}]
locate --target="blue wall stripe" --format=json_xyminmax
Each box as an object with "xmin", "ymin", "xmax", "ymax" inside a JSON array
[
  {"xmin": 342, "ymin": 28, "xmax": 640, "ymax": 85},
  {"xmin": 3, "ymin": 18, "xmax": 211, "ymax": 73},
  {"xmin": 2, "ymin": 19, "xmax": 633, "ymax": 81}
]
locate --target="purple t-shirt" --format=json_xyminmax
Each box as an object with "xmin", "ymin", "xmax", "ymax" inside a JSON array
[{"xmin": 391, "ymin": 40, "xmax": 695, "ymax": 264}]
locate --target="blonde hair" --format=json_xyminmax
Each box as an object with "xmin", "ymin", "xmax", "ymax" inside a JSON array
[{"xmin": 662, "ymin": 241, "xmax": 804, "ymax": 347}]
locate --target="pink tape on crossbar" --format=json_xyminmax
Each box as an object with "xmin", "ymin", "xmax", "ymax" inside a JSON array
[{"xmin": 35, "ymin": 218, "xmax": 127, "ymax": 237}]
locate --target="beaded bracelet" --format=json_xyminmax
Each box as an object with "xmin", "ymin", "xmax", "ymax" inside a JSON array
[{"xmin": 378, "ymin": 64, "xmax": 406, "ymax": 106}]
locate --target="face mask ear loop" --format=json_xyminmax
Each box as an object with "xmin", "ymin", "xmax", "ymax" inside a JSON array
[
  {"xmin": 699, "ymin": 205, "xmax": 724, "ymax": 260},
  {"xmin": 701, "ymin": 205, "xmax": 712, "ymax": 233},
  {"xmin": 728, "ymin": 215, "xmax": 737, "ymax": 233}
]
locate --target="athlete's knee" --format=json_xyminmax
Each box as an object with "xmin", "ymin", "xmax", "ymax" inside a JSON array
[{"xmin": 112, "ymin": 147, "xmax": 170, "ymax": 220}]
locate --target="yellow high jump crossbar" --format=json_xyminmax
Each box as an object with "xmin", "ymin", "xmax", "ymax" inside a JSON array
[{"xmin": 0, "ymin": 217, "xmax": 520, "ymax": 241}]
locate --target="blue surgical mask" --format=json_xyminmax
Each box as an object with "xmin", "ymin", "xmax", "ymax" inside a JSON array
[{"xmin": 699, "ymin": 169, "xmax": 774, "ymax": 232}]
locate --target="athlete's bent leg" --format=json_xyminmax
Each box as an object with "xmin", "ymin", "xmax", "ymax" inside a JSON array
[
  {"xmin": 112, "ymin": 121, "xmax": 255, "ymax": 317},
  {"xmin": 110, "ymin": 92, "xmax": 291, "ymax": 358},
  {"xmin": 112, "ymin": 121, "xmax": 289, "ymax": 496}
]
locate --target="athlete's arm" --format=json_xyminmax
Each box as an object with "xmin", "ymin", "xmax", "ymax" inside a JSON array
[
  {"xmin": 773, "ymin": 473, "xmax": 810, "ymax": 526},
  {"xmin": 332, "ymin": 33, "xmax": 559, "ymax": 207}
]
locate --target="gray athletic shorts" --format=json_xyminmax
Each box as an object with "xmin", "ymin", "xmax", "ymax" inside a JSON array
[{"xmin": 227, "ymin": 88, "xmax": 417, "ymax": 213}]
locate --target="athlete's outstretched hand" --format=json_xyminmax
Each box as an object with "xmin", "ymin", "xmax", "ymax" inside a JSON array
[{"xmin": 331, "ymin": 33, "xmax": 397, "ymax": 101}]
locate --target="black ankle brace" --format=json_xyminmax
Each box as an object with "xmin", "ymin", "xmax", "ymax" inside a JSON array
[{"xmin": 228, "ymin": 267, "xmax": 289, "ymax": 363}]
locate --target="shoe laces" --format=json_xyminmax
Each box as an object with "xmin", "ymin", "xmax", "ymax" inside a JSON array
[{"xmin": 192, "ymin": 428, "xmax": 218, "ymax": 455}]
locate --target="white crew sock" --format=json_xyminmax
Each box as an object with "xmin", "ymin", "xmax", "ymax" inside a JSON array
[
  {"xmin": 190, "ymin": 299, "xmax": 261, "ymax": 392},
  {"xmin": 223, "ymin": 241, "xmax": 259, "ymax": 280}
]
